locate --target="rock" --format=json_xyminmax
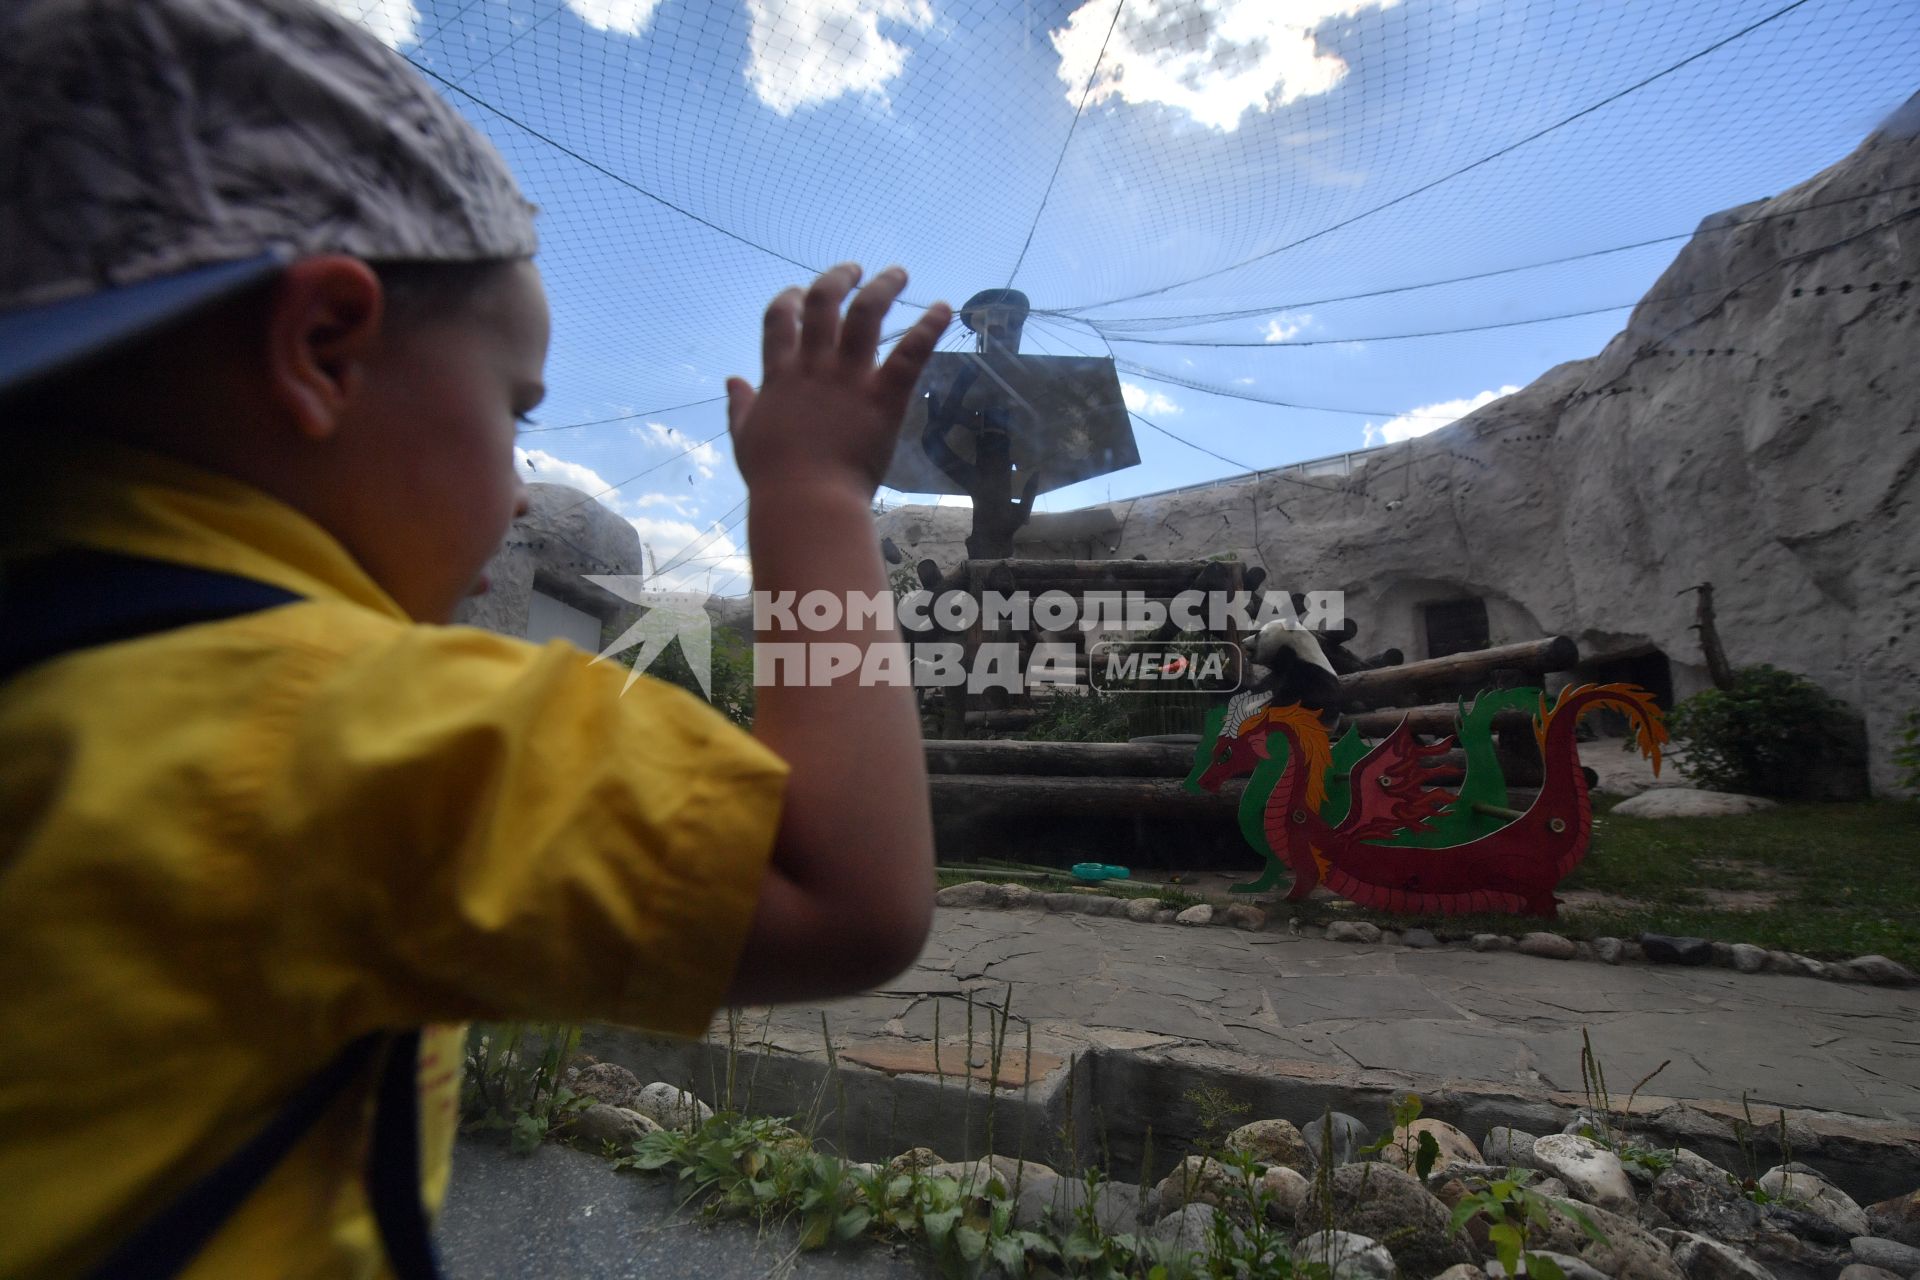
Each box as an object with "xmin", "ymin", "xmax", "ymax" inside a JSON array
[
  {"xmin": 1472, "ymin": 933, "xmax": 1511, "ymax": 952},
  {"xmin": 568, "ymin": 1061, "xmax": 642, "ymax": 1108},
  {"xmin": 1746, "ymin": 1222, "xmax": 1854, "ymax": 1278},
  {"xmin": 1046, "ymin": 892, "xmax": 1122, "ymax": 916},
  {"xmin": 1843, "ymin": 954, "xmax": 1917, "ymax": 985},
  {"xmin": 1297, "ymin": 1162, "xmax": 1474, "ymax": 1275},
  {"xmin": 1296, "ymin": 1230, "xmax": 1399, "ymax": 1280},
  {"xmin": 1000, "ymin": 883, "xmax": 1035, "ymax": 909},
  {"xmin": 567, "ymin": 1103, "xmax": 659, "ymax": 1151},
  {"xmin": 1537, "ymin": 1203, "xmax": 1684, "ymax": 1280},
  {"xmin": 1028, "ymin": 1178, "xmax": 1144, "ymax": 1234},
  {"xmin": 1611, "ymin": 789, "xmax": 1778, "ymax": 818},
  {"xmin": 1434, "ymin": 1266, "xmax": 1488, "ymax": 1280},
  {"xmin": 1304, "ymin": 1112, "xmax": 1373, "ymax": 1167},
  {"xmin": 1382, "ymin": 1118, "xmax": 1484, "ymax": 1178},
  {"xmin": 1327, "ymin": 920, "xmax": 1382, "ymax": 944},
  {"xmin": 1594, "ymin": 937, "xmax": 1627, "ymax": 965},
  {"xmin": 1484, "ymin": 1127, "xmax": 1541, "ymax": 1169},
  {"xmin": 630, "ymin": 1082, "xmax": 712, "ymax": 1131},
  {"xmin": 1153, "ymin": 908, "xmax": 1178, "ymax": 924},
  {"xmin": 1518, "ymin": 932, "xmax": 1579, "ymax": 960},
  {"xmin": 1572, "ymin": 941, "xmax": 1596, "ymax": 963},
  {"xmin": 1667, "ymin": 1230, "xmax": 1775, "ymax": 1280},
  {"xmin": 1668, "ymin": 1149, "xmax": 1734, "ymax": 1186},
  {"xmin": 886, "ymin": 1146, "xmax": 945, "ymax": 1175},
  {"xmin": 1488, "ymin": 1252, "xmax": 1610, "ymax": 1280},
  {"xmin": 1531, "ymin": 1134, "xmax": 1638, "ymax": 1212},
  {"xmin": 1258, "ymin": 1166, "xmax": 1310, "ymax": 1223},
  {"xmin": 1380, "ymin": 930, "xmax": 1402, "ymax": 947},
  {"xmin": 1851, "ymin": 1238, "xmax": 1920, "ymax": 1274},
  {"xmin": 935, "ymin": 881, "xmax": 1006, "ymax": 909},
  {"xmin": 1223, "ymin": 1117, "xmax": 1312, "ymax": 1172},
  {"xmin": 923, "ymin": 1156, "xmax": 1053, "ymax": 1198},
  {"xmin": 1225, "ymin": 903, "xmax": 1268, "ymax": 931},
  {"xmin": 1835, "ymin": 1267, "xmax": 1904, "ymax": 1280},
  {"xmin": 1153, "ymin": 1155, "xmax": 1244, "ymax": 1212},
  {"xmin": 1866, "ymin": 1190, "xmax": 1920, "ymax": 1248},
  {"xmin": 1759, "ymin": 1166, "xmax": 1871, "ymax": 1236},
  {"xmin": 1640, "ymin": 933, "xmax": 1715, "ymax": 965},
  {"xmin": 1729, "ymin": 943, "xmax": 1768, "ymax": 974},
  {"xmin": 1150, "ymin": 1203, "xmax": 1241, "ymax": 1256},
  {"xmin": 1711, "ymin": 941, "xmax": 1736, "ymax": 967},
  {"xmin": 1652, "ymin": 1171, "xmax": 1763, "ymax": 1242},
  {"xmin": 1125, "ymin": 896, "xmax": 1163, "ymax": 922},
  {"xmin": 1175, "ymin": 903, "xmax": 1214, "ymax": 926},
  {"xmin": 1402, "ymin": 928, "xmax": 1440, "ymax": 948},
  {"xmin": 1765, "ymin": 1203, "xmax": 1858, "ymax": 1248}
]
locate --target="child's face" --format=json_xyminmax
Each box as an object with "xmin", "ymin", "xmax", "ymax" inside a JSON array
[{"xmin": 340, "ymin": 260, "xmax": 550, "ymax": 622}]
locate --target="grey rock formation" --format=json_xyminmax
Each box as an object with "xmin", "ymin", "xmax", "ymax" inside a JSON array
[
  {"xmin": 1326, "ymin": 921, "xmax": 1383, "ymax": 944},
  {"xmin": 1174, "ymin": 903, "xmax": 1214, "ymax": 926},
  {"xmin": 1518, "ymin": 932, "xmax": 1578, "ymax": 960},
  {"xmin": 1223, "ymin": 1117, "xmax": 1311, "ymax": 1172},
  {"xmin": 1667, "ymin": 1230, "xmax": 1776, "ymax": 1280},
  {"xmin": 1295, "ymin": 1231, "xmax": 1398, "ymax": 1280},
  {"xmin": 1531, "ymin": 1134, "xmax": 1637, "ymax": 1213},
  {"xmin": 630, "ymin": 1082, "xmax": 712, "ymax": 1131},
  {"xmin": 1760, "ymin": 1166, "xmax": 1872, "ymax": 1236},
  {"xmin": 1297, "ymin": 1163, "xmax": 1474, "ymax": 1276},
  {"xmin": 455, "ymin": 482, "xmax": 644, "ymax": 642},
  {"xmin": 875, "ymin": 107, "xmax": 1920, "ymax": 791}
]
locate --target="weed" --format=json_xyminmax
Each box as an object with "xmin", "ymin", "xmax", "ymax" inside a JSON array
[
  {"xmin": 459, "ymin": 1022, "xmax": 586, "ymax": 1154},
  {"xmin": 1449, "ymin": 1170, "xmax": 1607, "ymax": 1280}
]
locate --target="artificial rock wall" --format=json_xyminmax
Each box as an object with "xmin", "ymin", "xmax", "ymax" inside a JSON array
[{"xmin": 876, "ymin": 100, "xmax": 1920, "ymax": 791}]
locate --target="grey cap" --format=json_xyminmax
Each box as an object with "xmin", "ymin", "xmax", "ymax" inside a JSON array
[{"xmin": 0, "ymin": 0, "xmax": 539, "ymax": 392}]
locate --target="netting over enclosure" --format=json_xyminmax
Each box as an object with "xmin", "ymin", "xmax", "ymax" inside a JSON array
[{"xmin": 325, "ymin": 0, "xmax": 1918, "ymax": 588}]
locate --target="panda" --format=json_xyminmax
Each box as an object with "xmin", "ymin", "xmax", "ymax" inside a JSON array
[{"xmin": 1243, "ymin": 619, "xmax": 1342, "ymax": 711}]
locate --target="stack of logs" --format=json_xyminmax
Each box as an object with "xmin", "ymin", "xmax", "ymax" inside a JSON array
[{"xmin": 923, "ymin": 628, "xmax": 1582, "ymax": 866}]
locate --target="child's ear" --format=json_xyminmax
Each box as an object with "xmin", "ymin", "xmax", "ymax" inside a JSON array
[{"xmin": 264, "ymin": 256, "xmax": 384, "ymax": 441}]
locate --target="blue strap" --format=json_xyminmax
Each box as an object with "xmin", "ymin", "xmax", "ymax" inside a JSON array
[
  {"xmin": 0, "ymin": 549, "xmax": 439, "ymax": 1279},
  {"xmin": 0, "ymin": 548, "xmax": 302, "ymax": 681}
]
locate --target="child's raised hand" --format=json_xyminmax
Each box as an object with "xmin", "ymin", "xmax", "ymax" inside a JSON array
[{"xmin": 726, "ymin": 263, "xmax": 951, "ymax": 497}]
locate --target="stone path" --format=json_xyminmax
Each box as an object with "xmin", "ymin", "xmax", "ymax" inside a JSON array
[{"xmin": 734, "ymin": 907, "xmax": 1920, "ymax": 1122}]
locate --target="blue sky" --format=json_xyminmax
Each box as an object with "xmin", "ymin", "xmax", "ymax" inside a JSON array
[{"xmin": 327, "ymin": 0, "xmax": 1919, "ymax": 592}]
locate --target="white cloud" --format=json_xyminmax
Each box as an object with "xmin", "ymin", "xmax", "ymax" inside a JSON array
[
  {"xmin": 1262, "ymin": 311, "xmax": 1312, "ymax": 343},
  {"xmin": 640, "ymin": 422, "xmax": 722, "ymax": 480},
  {"xmin": 1051, "ymin": 0, "xmax": 1398, "ymax": 132},
  {"xmin": 1120, "ymin": 380, "xmax": 1181, "ymax": 416},
  {"xmin": 1362, "ymin": 385, "xmax": 1520, "ymax": 447},
  {"xmin": 315, "ymin": 0, "xmax": 420, "ymax": 47},
  {"xmin": 1235, "ymin": 376, "xmax": 1256, "ymax": 385},
  {"xmin": 629, "ymin": 515, "xmax": 751, "ymax": 592},
  {"xmin": 630, "ymin": 491, "xmax": 697, "ymax": 516},
  {"xmin": 516, "ymin": 447, "xmax": 617, "ymax": 498},
  {"xmin": 745, "ymin": 0, "xmax": 934, "ymax": 115},
  {"xmin": 565, "ymin": 0, "xmax": 664, "ymax": 35}
]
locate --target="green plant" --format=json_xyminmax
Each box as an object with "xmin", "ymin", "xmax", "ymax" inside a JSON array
[
  {"xmin": 460, "ymin": 1022, "xmax": 585, "ymax": 1154},
  {"xmin": 1370, "ymin": 1094, "xmax": 1441, "ymax": 1181},
  {"xmin": 1895, "ymin": 710, "xmax": 1920, "ymax": 796},
  {"xmin": 635, "ymin": 625, "xmax": 757, "ymax": 726},
  {"xmin": 1665, "ymin": 665, "xmax": 1848, "ymax": 797},
  {"xmin": 1023, "ymin": 688, "xmax": 1135, "ymax": 742},
  {"xmin": 1183, "ymin": 1083, "xmax": 1252, "ymax": 1150},
  {"xmin": 1449, "ymin": 1170, "xmax": 1607, "ymax": 1280}
]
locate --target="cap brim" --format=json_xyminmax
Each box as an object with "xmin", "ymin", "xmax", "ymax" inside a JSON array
[{"xmin": 0, "ymin": 252, "xmax": 288, "ymax": 396}]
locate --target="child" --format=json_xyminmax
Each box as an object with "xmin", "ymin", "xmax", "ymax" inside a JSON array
[{"xmin": 0, "ymin": 1, "xmax": 947, "ymax": 1275}]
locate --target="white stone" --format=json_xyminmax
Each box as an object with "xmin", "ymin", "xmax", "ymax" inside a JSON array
[
  {"xmin": 1850, "ymin": 1238, "xmax": 1920, "ymax": 1274},
  {"xmin": 1729, "ymin": 943, "xmax": 1769, "ymax": 974},
  {"xmin": 1326, "ymin": 920, "xmax": 1382, "ymax": 944},
  {"xmin": 1296, "ymin": 1230, "xmax": 1397, "ymax": 1280},
  {"xmin": 1610, "ymin": 789, "xmax": 1778, "ymax": 819},
  {"xmin": 1758, "ymin": 1166, "xmax": 1871, "ymax": 1236},
  {"xmin": 1488, "ymin": 1252, "xmax": 1610, "ymax": 1280},
  {"xmin": 1517, "ymin": 931, "xmax": 1578, "ymax": 960},
  {"xmin": 1667, "ymin": 1230, "xmax": 1775, "ymax": 1280},
  {"xmin": 1174, "ymin": 903, "xmax": 1214, "ymax": 926},
  {"xmin": 1530, "ymin": 1133, "xmax": 1637, "ymax": 1212},
  {"xmin": 1124, "ymin": 896, "xmax": 1163, "ymax": 922},
  {"xmin": 630, "ymin": 1082, "xmax": 713, "ymax": 1131}
]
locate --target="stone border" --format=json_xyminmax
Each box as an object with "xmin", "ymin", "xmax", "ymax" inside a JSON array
[{"xmin": 932, "ymin": 880, "xmax": 1917, "ymax": 987}]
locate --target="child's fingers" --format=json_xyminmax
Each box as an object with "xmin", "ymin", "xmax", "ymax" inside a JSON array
[
  {"xmin": 873, "ymin": 302, "xmax": 950, "ymax": 418},
  {"xmin": 839, "ymin": 266, "xmax": 906, "ymax": 370},
  {"xmin": 799, "ymin": 263, "xmax": 861, "ymax": 368},
  {"xmin": 724, "ymin": 376, "xmax": 756, "ymax": 441},
  {"xmin": 763, "ymin": 287, "xmax": 804, "ymax": 379}
]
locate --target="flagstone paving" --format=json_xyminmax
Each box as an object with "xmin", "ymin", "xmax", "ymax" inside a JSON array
[{"xmin": 733, "ymin": 907, "xmax": 1920, "ymax": 1121}]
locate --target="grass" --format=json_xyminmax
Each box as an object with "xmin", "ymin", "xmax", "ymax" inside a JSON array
[
  {"xmin": 939, "ymin": 800, "xmax": 1920, "ymax": 969},
  {"xmin": 937, "ymin": 866, "xmax": 1205, "ymax": 911}
]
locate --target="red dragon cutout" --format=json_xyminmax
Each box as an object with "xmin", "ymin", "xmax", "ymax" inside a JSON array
[{"xmin": 1253, "ymin": 683, "xmax": 1667, "ymax": 918}]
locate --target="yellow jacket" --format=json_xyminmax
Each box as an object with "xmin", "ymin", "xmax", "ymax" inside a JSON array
[{"xmin": 0, "ymin": 444, "xmax": 786, "ymax": 1277}]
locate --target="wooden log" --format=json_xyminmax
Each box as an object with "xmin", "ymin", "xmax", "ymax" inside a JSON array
[
  {"xmin": 963, "ymin": 558, "xmax": 1216, "ymax": 583},
  {"xmin": 927, "ymin": 739, "xmax": 1196, "ymax": 776},
  {"xmin": 932, "ymin": 774, "xmax": 1246, "ymax": 819},
  {"xmin": 1335, "ymin": 636, "xmax": 1578, "ymax": 710},
  {"xmin": 1340, "ymin": 703, "xmax": 1536, "ymax": 738}
]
